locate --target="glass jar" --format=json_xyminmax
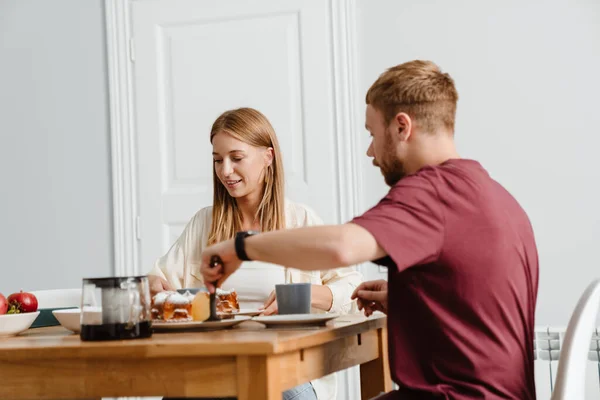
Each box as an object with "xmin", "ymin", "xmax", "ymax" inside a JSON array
[{"xmin": 80, "ymin": 276, "xmax": 152, "ymax": 341}]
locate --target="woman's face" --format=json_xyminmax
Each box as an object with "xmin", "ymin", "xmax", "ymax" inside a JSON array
[{"xmin": 212, "ymin": 131, "xmax": 273, "ymax": 199}]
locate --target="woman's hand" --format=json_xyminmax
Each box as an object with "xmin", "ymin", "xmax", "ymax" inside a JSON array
[
  {"xmin": 311, "ymin": 285, "xmax": 333, "ymax": 311},
  {"xmin": 260, "ymin": 290, "xmax": 278, "ymax": 316},
  {"xmin": 148, "ymin": 275, "xmax": 173, "ymax": 297}
]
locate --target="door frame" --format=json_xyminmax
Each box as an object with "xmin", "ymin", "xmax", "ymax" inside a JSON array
[{"xmin": 105, "ymin": 0, "xmax": 140, "ymax": 278}]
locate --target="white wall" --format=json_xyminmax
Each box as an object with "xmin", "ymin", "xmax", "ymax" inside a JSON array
[
  {"xmin": 0, "ymin": 0, "xmax": 114, "ymax": 294},
  {"xmin": 356, "ymin": 0, "xmax": 600, "ymax": 326}
]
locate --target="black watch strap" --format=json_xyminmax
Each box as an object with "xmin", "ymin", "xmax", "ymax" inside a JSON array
[{"xmin": 235, "ymin": 231, "xmax": 257, "ymax": 261}]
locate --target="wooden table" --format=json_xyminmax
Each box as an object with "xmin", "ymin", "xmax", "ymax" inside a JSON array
[{"xmin": 0, "ymin": 314, "xmax": 392, "ymax": 399}]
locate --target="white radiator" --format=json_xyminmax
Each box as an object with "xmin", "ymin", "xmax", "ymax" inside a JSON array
[{"xmin": 534, "ymin": 326, "xmax": 600, "ymax": 399}]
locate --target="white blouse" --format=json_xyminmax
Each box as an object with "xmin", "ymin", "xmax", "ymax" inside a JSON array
[
  {"xmin": 219, "ymin": 260, "xmax": 286, "ymax": 310},
  {"xmin": 148, "ymin": 199, "xmax": 363, "ymax": 400}
]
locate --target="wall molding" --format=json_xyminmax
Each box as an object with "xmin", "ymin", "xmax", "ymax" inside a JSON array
[
  {"xmin": 330, "ymin": 1, "xmax": 363, "ymax": 399},
  {"xmin": 331, "ymin": 0, "xmax": 364, "ymax": 224},
  {"xmin": 105, "ymin": 0, "xmax": 140, "ymax": 279},
  {"xmin": 105, "ymin": 6, "xmax": 142, "ymax": 400}
]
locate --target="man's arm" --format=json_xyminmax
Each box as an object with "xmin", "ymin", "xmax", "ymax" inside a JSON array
[{"xmin": 244, "ymin": 222, "xmax": 387, "ymax": 270}]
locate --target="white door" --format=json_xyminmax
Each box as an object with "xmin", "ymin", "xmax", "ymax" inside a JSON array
[
  {"xmin": 131, "ymin": 0, "xmax": 343, "ymax": 270},
  {"xmin": 129, "ymin": 1, "xmax": 360, "ymax": 398}
]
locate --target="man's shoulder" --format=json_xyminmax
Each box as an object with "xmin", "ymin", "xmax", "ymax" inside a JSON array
[
  {"xmin": 391, "ymin": 158, "xmax": 489, "ymax": 194},
  {"xmin": 379, "ymin": 159, "xmax": 492, "ymax": 211},
  {"xmin": 417, "ymin": 158, "xmax": 486, "ymax": 182},
  {"xmin": 386, "ymin": 167, "xmax": 441, "ymax": 200}
]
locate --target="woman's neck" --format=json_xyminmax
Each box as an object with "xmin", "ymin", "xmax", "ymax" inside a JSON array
[{"xmin": 236, "ymin": 190, "xmax": 262, "ymax": 231}]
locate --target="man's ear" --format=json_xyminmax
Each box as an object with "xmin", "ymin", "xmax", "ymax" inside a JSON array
[
  {"xmin": 264, "ymin": 147, "xmax": 274, "ymax": 166},
  {"xmin": 394, "ymin": 112, "xmax": 413, "ymax": 142}
]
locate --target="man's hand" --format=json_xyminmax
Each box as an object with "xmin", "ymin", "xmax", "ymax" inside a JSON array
[
  {"xmin": 148, "ymin": 275, "xmax": 173, "ymax": 297},
  {"xmin": 200, "ymin": 238, "xmax": 242, "ymax": 292},
  {"xmin": 260, "ymin": 290, "xmax": 278, "ymax": 316},
  {"xmin": 351, "ymin": 279, "xmax": 388, "ymax": 316}
]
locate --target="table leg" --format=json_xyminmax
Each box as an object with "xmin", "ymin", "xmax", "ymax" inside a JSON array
[
  {"xmin": 360, "ymin": 327, "xmax": 393, "ymax": 399},
  {"xmin": 237, "ymin": 355, "xmax": 282, "ymax": 400}
]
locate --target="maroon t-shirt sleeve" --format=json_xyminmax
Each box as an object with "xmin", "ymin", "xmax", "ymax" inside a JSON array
[{"xmin": 351, "ymin": 173, "xmax": 445, "ymax": 272}]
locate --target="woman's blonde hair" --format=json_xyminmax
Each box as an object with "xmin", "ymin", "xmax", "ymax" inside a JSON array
[{"xmin": 207, "ymin": 107, "xmax": 286, "ymax": 245}]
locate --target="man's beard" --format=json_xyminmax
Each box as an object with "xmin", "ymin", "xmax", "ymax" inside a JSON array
[
  {"xmin": 376, "ymin": 129, "xmax": 406, "ymax": 186},
  {"xmin": 380, "ymin": 157, "xmax": 406, "ymax": 186}
]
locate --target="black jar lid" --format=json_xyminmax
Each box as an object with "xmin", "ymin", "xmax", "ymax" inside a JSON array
[{"xmin": 82, "ymin": 275, "xmax": 148, "ymax": 288}]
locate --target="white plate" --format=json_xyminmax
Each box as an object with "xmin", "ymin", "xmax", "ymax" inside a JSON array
[
  {"xmin": 252, "ymin": 313, "xmax": 339, "ymax": 328},
  {"xmin": 152, "ymin": 315, "xmax": 251, "ymax": 331},
  {"xmin": 0, "ymin": 311, "xmax": 40, "ymax": 337},
  {"xmin": 219, "ymin": 308, "xmax": 262, "ymax": 317}
]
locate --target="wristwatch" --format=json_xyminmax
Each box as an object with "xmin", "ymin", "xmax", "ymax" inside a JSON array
[{"xmin": 235, "ymin": 231, "xmax": 259, "ymax": 261}]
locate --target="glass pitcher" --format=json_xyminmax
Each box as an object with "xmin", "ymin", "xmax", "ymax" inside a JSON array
[{"xmin": 80, "ymin": 276, "xmax": 152, "ymax": 341}]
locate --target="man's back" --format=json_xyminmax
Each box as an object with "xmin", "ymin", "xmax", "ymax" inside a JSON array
[{"xmin": 352, "ymin": 159, "xmax": 539, "ymax": 399}]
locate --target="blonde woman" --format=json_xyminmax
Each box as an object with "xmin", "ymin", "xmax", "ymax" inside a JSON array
[{"xmin": 148, "ymin": 107, "xmax": 363, "ymax": 400}]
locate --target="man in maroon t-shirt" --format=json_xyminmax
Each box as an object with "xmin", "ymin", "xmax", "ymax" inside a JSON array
[{"xmin": 199, "ymin": 60, "xmax": 539, "ymax": 399}]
